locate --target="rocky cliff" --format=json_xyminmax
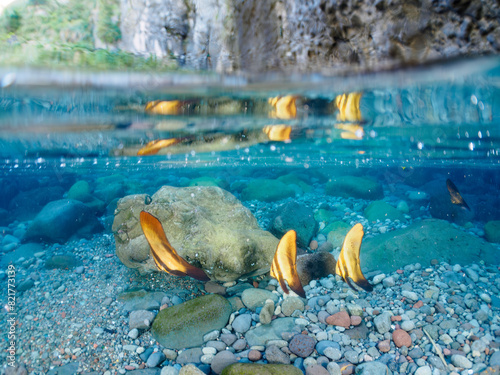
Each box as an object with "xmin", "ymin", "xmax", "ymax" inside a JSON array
[{"xmin": 118, "ymin": 0, "xmax": 500, "ymax": 73}]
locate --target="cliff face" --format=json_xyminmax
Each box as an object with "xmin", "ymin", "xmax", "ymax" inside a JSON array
[{"xmin": 118, "ymin": 0, "xmax": 500, "ymax": 73}]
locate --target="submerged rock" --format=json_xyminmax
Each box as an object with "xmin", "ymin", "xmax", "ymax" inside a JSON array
[
  {"xmin": 23, "ymin": 199, "xmax": 103, "ymax": 243},
  {"xmin": 221, "ymin": 363, "xmax": 303, "ymax": 375},
  {"xmin": 151, "ymin": 294, "xmax": 231, "ymax": 349},
  {"xmin": 270, "ymin": 202, "xmax": 318, "ymax": 248},
  {"xmin": 245, "ymin": 317, "xmax": 297, "ymax": 346},
  {"xmin": 362, "ymin": 219, "xmax": 498, "ymax": 273},
  {"xmin": 325, "ymin": 176, "xmax": 383, "ymax": 200},
  {"xmin": 241, "ymin": 179, "xmax": 296, "ymax": 202},
  {"xmin": 113, "ymin": 186, "xmax": 278, "ymax": 281},
  {"xmin": 484, "ymin": 221, "xmax": 500, "ymax": 243},
  {"xmin": 364, "ymin": 200, "xmax": 406, "ymax": 222}
]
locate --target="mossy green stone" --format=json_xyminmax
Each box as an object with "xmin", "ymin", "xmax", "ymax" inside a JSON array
[
  {"xmin": 325, "ymin": 176, "xmax": 383, "ymax": 200},
  {"xmin": 221, "ymin": 363, "xmax": 303, "ymax": 375},
  {"xmin": 277, "ymin": 174, "xmax": 312, "ymax": 193},
  {"xmin": 326, "ymin": 220, "xmax": 351, "ymax": 248},
  {"xmin": 364, "ymin": 200, "xmax": 405, "ymax": 222},
  {"xmin": 484, "ymin": 221, "xmax": 500, "ymax": 243},
  {"xmin": 314, "ymin": 209, "xmax": 335, "ymax": 223},
  {"xmin": 151, "ymin": 294, "xmax": 231, "ymax": 349},
  {"xmin": 241, "ymin": 179, "xmax": 295, "ymax": 202}
]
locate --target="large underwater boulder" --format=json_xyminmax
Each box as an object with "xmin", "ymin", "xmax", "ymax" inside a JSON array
[
  {"xmin": 151, "ymin": 294, "xmax": 231, "ymax": 349},
  {"xmin": 325, "ymin": 176, "xmax": 383, "ymax": 200},
  {"xmin": 23, "ymin": 199, "xmax": 103, "ymax": 243},
  {"xmin": 362, "ymin": 219, "xmax": 498, "ymax": 273},
  {"xmin": 112, "ymin": 186, "xmax": 279, "ymax": 281},
  {"xmin": 270, "ymin": 202, "xmax": 318, "ymax": 248}
]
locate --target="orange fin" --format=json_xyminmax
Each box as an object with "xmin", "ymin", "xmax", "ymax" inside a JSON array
[
  {"xmin": 145, "ymin": 100, "xmax": 181, "ymax": 115},
  {"xmin": 335, "ymin": 223, "xmax": 373, "ymax": 292},
  {"xmin": 263, "ymin": 125, "xmax": 292, "ymax": 142},
  {"xmin": 137, "ymin": 139, "xmax": 180, "ymax": 156},
  {"xmin": 270, "ymin": 230, "xmax": 306, "ymax": 298},
  {"xmin": 140, "ymin": 211, "xmax": 210, "ymax": 281},
  {"xmin": 446, "ymin": 179, "xmax": 470, "ymax": 211}
]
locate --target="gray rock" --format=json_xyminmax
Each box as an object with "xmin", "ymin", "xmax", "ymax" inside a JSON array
[
  {"xmin": 129, "ymin": 310, "xmax": 156, "ymax": 330},
  {"xmin": 354, "ymin": 361, "xmax": 390, "ymax": 374},
  {"xmin": 151, "ymin": 294, "xmax": 231, "ymax": 349},
  {"xmin": 259, "ymin": 299, "xmax": 275, "ymax": 325},
  {"xmin": 373, "ymin": 312, "xmax": 392, "ymax": 334},
  {"xmin": 113, "ymin": 186, "xmax": 279, "ymax": 281},
  {"xmin": 146, "ymin": 352, "xmax": 166, "ymax": 368},
  {"xmin": 450, "ymin": 354, "xmax": 472, "ymax": 369},
  {"xmin": 232, "ymin": 314, "xmax": 252, "ymax": 333},
  {"xmin": 210, "ymin": 350, "xmax": 237, "ymax": 374},
  {"xmin": 176, "ymin": 348, "xmax": 203, "ymax": 364},
  {"xmin": 17, "ymin": 278, "xmax": 34, "ymax": 292},
  {"xmin": 265, "ymin": 345, "xmax": 290, "ymax": 364},
  {"xmin": 241, "ymin": 288, "xmax": 278, "ymax": 311},
  {"xmin": 118, "ymin": 290, "xmax": 166, "ymax": 312},
  {"xmin": 490, "ymin": 350, "xmax": 500, "ymax": 366},
  {"xmin": 281, "ymin": 297, "xmax": 305, "ymax": 317},
  {"xmin": 232, "ymin": 338, "xmax": 247, "ymax": 351},
  {"xmin": 245, "ymin": 317, "xmax": 296, "ymax": 346},
  {"xmin": 24, "ymin": 199, "xmax": 103, "ymax": 243}
]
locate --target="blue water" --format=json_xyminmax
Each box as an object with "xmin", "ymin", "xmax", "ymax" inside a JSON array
[{"xmin": 1, "ymin": 57, "xmax": 500, "ymax": 374}]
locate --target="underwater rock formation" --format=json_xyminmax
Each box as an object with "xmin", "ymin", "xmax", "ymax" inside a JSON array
[
  {"xmin": 362, "ymin": 218, "xmax": 498, "ymax": 273},
  {"xmin": 23, "ymin": 199, "xmax": 103, "ymax": 243},
  {"xmin": 325, "ymin": 176, "xmax": 383, "ymax": 200},
  {"xmin": 113, "ymin": 186, "xmax": 279, "ymax": 281}
]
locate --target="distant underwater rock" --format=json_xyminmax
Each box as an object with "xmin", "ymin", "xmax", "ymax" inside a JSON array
[
  {"xmin": 270, "ymin": 202, "xmax": 318, "ymax": 248},
  {"xmin": 151, "ymin": 294, "xmax": 231, "ymax": 349},
  {"xmin": 325, "ymin": 221, "xmax": 351, "ymax": 249},
  {"xmin": 9, "ymin": 186, "xmax": 65, "ymax": 221},
  {"xmin": 241, "ymin": 179, "xmax": 296, "ymax": 202},
  {"xmin": 364, "ymin": 200, "xmax": 406, "ymax": 222},
  {"xmin": 362, "ymin": 219, "xmax": 498, "ymax": 273},
  {"xmin": 45, "ymin": 254, "xmax": 80, "ymax": 269},
  {"xmin": 113, "ymin": 186, "xmax": 279, "ymax": 281},
  {"xmin": 23, "ymin": 199, "xmax": 103, "ymax": 243},
  {"xmin": 325, "ymin": 176, "xmax": 383, "ymax": 200},
  {"xmin": 67, "ymin": 180, "xmax": 106, "ymax": 215},
  {"xmin": 484, "ymin": 221, "xmax": 500, "ymax": 243}
]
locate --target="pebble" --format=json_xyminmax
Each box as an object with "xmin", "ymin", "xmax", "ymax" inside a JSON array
[
  {"xmin": 393, "ymin": 329, "xmax": 412, "ymax": 347},
  {"xmin": 232, "ymin": 314, "xmax": 252, "ymax": 333},
  {"xmin": 289, "ymin": 334, "xmax": 315, "ymax": 358},
  {"xmin": 248, "ymin": 349, "xmax": 261, "ymax": 361},
  {"xmin": 210, "ymin": 351, "xmax": 237, "ymax": 374},
  {"xmin": 450, "ymin": 354, "xmax": 473, "ymax": 368},
  {"xmin": 326, "ymin": 311, "xmax": 350, "ymax": 328}
]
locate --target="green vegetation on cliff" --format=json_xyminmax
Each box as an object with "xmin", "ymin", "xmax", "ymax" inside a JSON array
[{"xmin": 0, "ymin": 0, "xmax": 177, "ymax": 70}]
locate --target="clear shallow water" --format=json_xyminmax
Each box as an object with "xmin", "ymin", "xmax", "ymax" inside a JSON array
[{"xmin": 1, "ymin": 57, "xmax": 500, "ymax": 374}]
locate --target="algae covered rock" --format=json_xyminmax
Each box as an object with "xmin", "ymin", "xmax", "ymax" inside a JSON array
[
  {"xmin": 151, "ymin": 294, "xmax": 231, "ymax": 349},
  {"xmin": 325, "ymin": 221, "xmax": 351, "ymax": 248},
  {"xmin": 485, "ymin": 221, "xmax": 500, "ymax": 243},
  {"xmin": 241, "ymin": 179, "xmax": 296, "ymax": 202},
  {"xmin": 221, "ymin": 363, "xmax": 303, "ymax": 375},
  {"xmin": 364, "ymin": 200, "xmax": 406, "ymax": 222},
  {"xmin": 325, "ymin": 176, "xmax": 383, "ymax": 200},
  {"xmin": 362, "ymin": 219, "xmax": 498, "ymax": 273},
  {"xmin": 112, "ymin": 186, "xmax": 279, "ymax": 281}
]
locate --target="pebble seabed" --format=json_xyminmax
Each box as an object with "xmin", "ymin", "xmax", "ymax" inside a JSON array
[{"xmin": 1, "ymin": 197, "xmax": 499, "ymax": 375}]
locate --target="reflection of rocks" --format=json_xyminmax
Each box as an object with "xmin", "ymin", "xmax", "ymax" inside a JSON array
[
  {"xmin": 113, "ymin": 186, "xmax": 278, "ymax": 281},
  {"xmin": 362, "ymin": 219, "xmax": 498, "ymax": 273}
]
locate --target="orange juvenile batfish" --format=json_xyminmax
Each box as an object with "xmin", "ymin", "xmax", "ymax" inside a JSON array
[
  {"xmin": 270, "ymin": 230, "xmax": 306, "ymax": 298},
  {"xmin": 271, "ymin": 224, "xmax": 373, "ymax": 296},
  {"xmin": 140, "ymin": 211, "xmax": 210, "ymax": 281},
  {"xmin": 137, "ymin": 139, "xmax": 180, "ymax": 156},
  {"xmin": 446, "ymin": 179, "xmax": 470, "ymax": 211}
]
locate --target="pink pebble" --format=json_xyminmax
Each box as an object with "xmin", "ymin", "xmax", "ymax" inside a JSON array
[
  {"xmin": 350, "ymin": 316, "xmax": 362, "ymax": 326},
  {"xmin": 309, "ymin": 240, "xmax": 318, "ymax": 250}
]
